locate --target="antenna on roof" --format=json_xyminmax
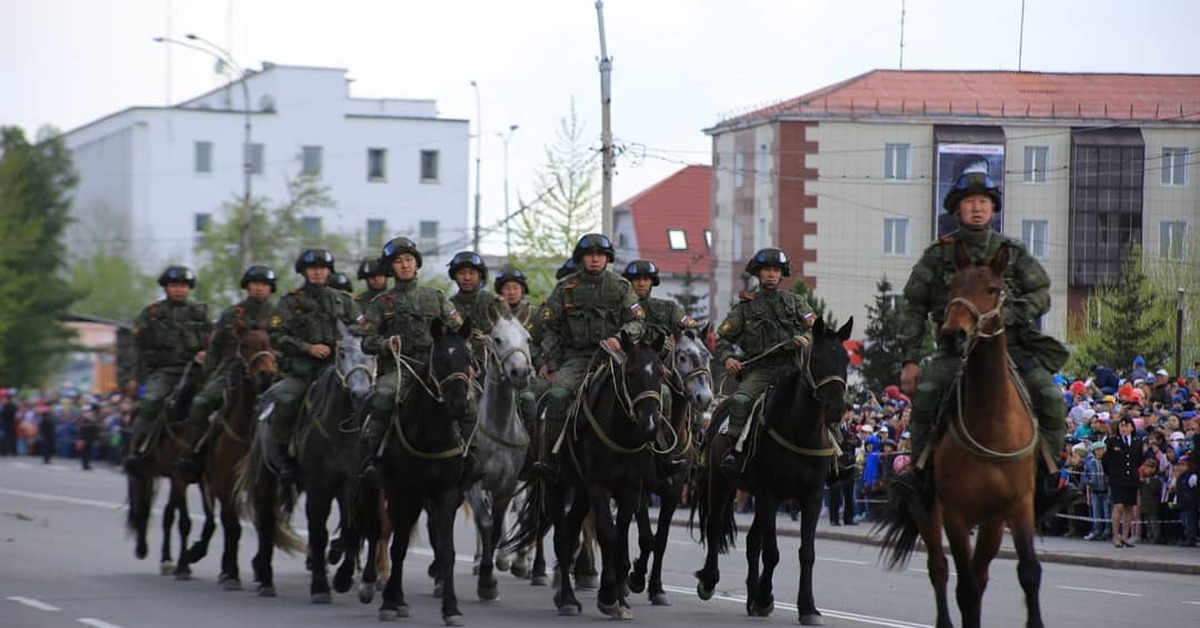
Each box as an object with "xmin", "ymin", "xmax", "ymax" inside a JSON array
[
  {"xmin": 898, "ymin": 0, "xmax": 906, "ymax": 70},
  {"xmin": 1018, "ymin": 0, "xmax": 1027, "ymax": 71}
]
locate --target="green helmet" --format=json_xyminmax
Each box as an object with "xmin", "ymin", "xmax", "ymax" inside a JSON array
[
  {"xmin": 943, "ymin": 170, "xmax": 1002, "ymax": 213},
  {"xmin": 745, "ymin": 248, "xmax": 792, "ymax": 277},
  {"xmin": 621, "ymin": 259, "xmax": 660, "ymax": 286},
  {"xmin": 241, "ymin": 265, "xmax": 277, "ymax": 292},
  {"xmin": 356, "ymin": 257, "xmax": 387, "ymax": 280},
  {"xmin": 447, "ymin": 251, "xmax": 488, "ymax": 281},
  {"xmin": 158, "ymin": 265, "xmax": 196, "ymax": 288},
  {"xmin": 493, "ymin": 264, "xmax": 529, "ymax": 294},
  {"xmin": 556, "ymin": 257, "xmax": 577, "ymax": 280},
  {"xmin": 571, "ymin": 233, "xmax": 615, "ymax": 263},
  {"xmin": 330, "ymin": 272, "xmax": 353, "ymax": 293},
  {"xmin": 380, "ymin": 236, "xmax": 422, "ymax": 268},
  {"xmin": 294, "ymin": 248, "xmax": 335, "ymax": 274}
]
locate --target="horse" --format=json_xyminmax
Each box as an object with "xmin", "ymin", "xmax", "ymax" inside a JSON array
[
  {"xmin": 508, "ymin": 332, "xmax": 666, "ymax": 620},
  {"xmin": 355, "ymin": 317, "xmax": 473, "ymax": 625},
  {"xmin": 464, "ymin": 306, "xmax": 533, "ymax": 601},
  {"xmin": 174, "ymin": 325, "xmax": 277, "ymax": 589},
  {"xmin": 875, "ymin": 244, "xmax": 1045, "ymax": 628},
  {"xmin": 630, "ymin": 326, "xmax": 715, "ymax": 606},
  {"xmin": 242, "ymin": 320, "xmax": 373, "ymax": 600},
  {"xmin": 125, "ymin": 364, "xmax": 209, "ymax": 579},
  {"xmin": 692, "ymin": 316, "xmax": 853, "ymax": 625}
]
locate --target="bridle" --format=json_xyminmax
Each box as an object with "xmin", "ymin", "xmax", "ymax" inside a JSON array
[
  {"xmin": 334, "ymin": 341, "xmax": 377, "ymax": 390},
  {"xmin": 477, "ymin": 328, "xmax": 532, "ymax": 386},
  {"xmin": 390, "ymin": 336, "xmax": 472, "ymax": 404},
  {"xmin": 943, "ymin": 287, "xmax": 1007, "ymax": 359}
]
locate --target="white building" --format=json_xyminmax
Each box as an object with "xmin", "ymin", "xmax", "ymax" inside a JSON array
[{"xmin": 62, "ymin": 63, "xmax": 469, "ymax": 274}]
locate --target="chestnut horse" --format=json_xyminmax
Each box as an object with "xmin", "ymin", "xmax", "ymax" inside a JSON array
[{"xmin": 876, "ymin": 244, "xmax": 1045, "ymax": 628}]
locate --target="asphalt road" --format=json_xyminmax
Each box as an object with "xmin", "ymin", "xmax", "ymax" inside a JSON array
[{"xmin": 2, "ymin": 457, "xmax": 1198, "ymax": 628}]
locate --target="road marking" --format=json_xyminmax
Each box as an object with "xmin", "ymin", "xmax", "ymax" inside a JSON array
[
  {"xmin": 78, "ymin": 619, "xmax": 126, "ymax": 628},
  {"xmin": 817, "ymin": 556, "xmax": 871, "ymax": 565},
  {"xmin": 660, "ymin": 585, "xmax": 931, "ymax": 627},
  {"xmin": 908, "ymin": 567, "xmax": 957, "ymax": 577},
  {"xmin": 0, "ymin": 487, "xmax": 123, "ymax": 510},
  {"xmin": 7, "ymin": 596, "xmax": 62, "ymax": 611},
  {"xmin": 1054, "ymin": 585, "xmax": 1142, "ymax": 597},
  {"xmin": 1184, "ymin": 601, "xmax": 1200, "ymax": 605}
]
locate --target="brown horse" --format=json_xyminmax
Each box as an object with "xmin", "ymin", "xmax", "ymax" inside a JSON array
[
  {"xmin": 876, "ymin": 244, "xmax": 1045, "ymax": 628},
  {"xmin": 175, "ymin": 326, "xmax": 277, "ymax": 588}
]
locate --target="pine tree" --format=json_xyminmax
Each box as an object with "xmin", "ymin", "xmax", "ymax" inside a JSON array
[
  {"xmin": 1070, "ymin": 245, "xmax": 1171, "ymax": 373},
  {"xmin": 859, "ymin": 277, "xmax": 907, "ymax": 393}
]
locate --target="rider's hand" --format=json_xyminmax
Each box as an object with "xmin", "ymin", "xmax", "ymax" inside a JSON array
[
  {"xmin": 309, "ymin": 343, "xmax": 332, "ymax": 359},
  {"xmin": 538, "ymin": 365, "xmax": 557, "ymax": 382},
  {"xmin": 900, "ymin": 362, "xmax": 922, "ymax": 396},
  {"xmin": 604, "ymin": 337, "xmax": 621, "ymax": 353},
  {"xmin": 194, "ymin": 350, "xmax": 207, "ymax": 364},
  {"xmin": 724, "ymin": 357, "xmax": 743, "ymax": 375},
  {"xmin": 792, "ymin": 335, "xmax": 810, "ymax": 349}
]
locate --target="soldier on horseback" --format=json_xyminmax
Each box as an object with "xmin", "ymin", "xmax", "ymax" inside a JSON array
[
  {"xmin": 123, "ymin": 266, "xmax": 212, "ymax": 472},
  {"xmin": 532, "ymin": 234, "xmax": 645, "ymax": 478},
  {"xmin": 330, "ymin": 271, "xmax": 354, "ymax": 295},
  {"xmin": 265, "ymin": 249, "xmax": 360, "ymax": 484},
  {"xmin": 177, "ymin": 265, "xmax": 278, "ymax": 482},
  {"xmin": 494, "ymin": 264, "xmax": 532, "ymax": 326},
  {"xmin": 359, "ymin": 237, "xmax": 474, "ymax": 484},
  {"xmin": 355, "ymin": 257, "xmax": 389, "ymax": 311},
  {"xmin": 893, "ymin": 166, "xmax": 1081, "ymax": 513},
  {"xmin": 517, "ymin": 258, "xmax": 573, "ymax": 440}
]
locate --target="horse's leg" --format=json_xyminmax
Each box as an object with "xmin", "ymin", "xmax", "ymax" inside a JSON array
[
  {"xmin": 379, "ymin": 487, "xmax": 421, "ymax": 620},
  {"xmin": 553, "ymin": 491, "xmax": 584, "ymax": 615},
  {"xmin": 429, "ymin": 487, "xmax": 464, "ymax": 626},
  {"xmin": 922, "ymin": 504, "xmax": 953, "ymax": 628},
  {"xmin": 629, "ymin": 491, "xmax": 653, "ymax": 595},
  {"xmin": 1009, "ymin": 498, "xmax": 1044, "ymax": 628},
  {"xmin": 172, "ymin": 480, "xmax": 194, "ymax": 580},
  {"xmin": 332, "ymin": 485, "xmax": 358, "ymax": 595},
  {"xmin": 573, "ymin": 517, "xmax": 599, "ymax": 590},
  {"xmin": 305, "ymin": 483, "xmax": 334, "ymax": 603},
  {"xmin": 251, "ymin": 471, "xmax": 278, "ymax": 597},
  {"xmin": 611, "ymin": 487, "xmax": 638, "ymax": 619},
  {"xmin": 971, "ymin": 518, "xmax": 1004, "ymax": 598},
  {"xmin": 218, "ymin": 483, "xmax": 243, "ymax": 590},
  {"xmin": 587, "ymin": 487, "xmax": 622, "ymax": 617},
  {"xmin": 127, "ymin": 472, "xmax": 152, "ymax": 560},
  {"xmin": 746, "ymin": 494, "xmax": 776, "ymax": 617},
  {"xmin": 159, "ymin": 475, "xmax": 177, "ymax": 576},
  {"xmin": 185, "ymin": 481, "xmax": 217, "ymax": 566},
  {"xmin": 648, "ymin": 486, "xmax": 680, "ymax": 605},
  {"xmin": 694, "ymin": 458, "xmax": 733, "ymax": 601},
  {"xmin": 944, "ymin": 511, "xmax": 982, "ymax": 628},
  {"xmin": 468, "ymin": 485, "xmax": 499, "ymax": 601},
  {"xmin": 376, "ymin": 490, "xmax": 392, "ymax": 590},
  {"xmin": 531, "ymin": 517, "xmax": 549, "ymax": 585},
  {"xmin": 796, "ymin": 487, "xmax": 824, "ymax": 625}
]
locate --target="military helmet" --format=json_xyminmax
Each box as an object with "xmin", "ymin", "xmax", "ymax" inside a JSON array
[
  {"xmin": 556, "ymin": 257, "xmax": 578, "ymax": 280},
  {"xmin": 330, "ymin": 272, "xmax": 353, "ymax": 293},
  {"xmin": 943, "ymin": 170, "xmax": 1003, "ymax": 213},
  {"xmin": 380, "ymin": 236, "xmax": 423, "ymax": 268},
  {"xmin": 241, "ymin": 265, "xmax": 277, "ymax": 292},
  {"xmin": 294, "ymin": 248, "xmax": 336, "ymax": 274},
  {"xmin": 571, "ymin": 233, "xmax": 615, "ymax": 263},
  {"xmin": 447, "ymin": 251, "xmax": 488, "ymax": 281},
  {"xmin": 158, "ymin": 265, "xmax": 197, "ymax": 288},
  {"xmin": 493, "ymin": 264, "xmax": 529, "ymax": 294},
  {"xmin": 356, "ymin": 257, "xmax": 387, "ymax": 280},
  {"xmin": 621, "ymin": 259, "xmax": 660, "ymax": 286},
  {"xmin": 745, "ymin": 248, "xmax": 792, "ymax": 277}
]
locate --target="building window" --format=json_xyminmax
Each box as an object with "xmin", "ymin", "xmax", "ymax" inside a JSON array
[
  {"xmin": 705, "ymin": 229, "xmax": 712, "ymax": 250},
  {"xmin": 419, "ymin": 220, "xmax": 439, "ymax": 252},
  {"xmin": 194, "ymin": 212, "xmax": 211, "ymax": 248},
  {"xmin": 420, "ymin": 150, "xmax": 440, "ymax": 182},
  {"xmin": 1162, "ymin": 147, "xmax": 1189, "ymax": 186},
  {"xmin": 194, "ymin": 141, "xmax": 213, "ymax": 174},
  {"xmin": 1024, "ymin": 146, "xmax": 1049, "ymax": 183},
  {"xmin": 883, "ymin": 218, "xmax": 909, "ymax": 255},
  {"xmin": 366, "ymin": 219, "xmax": 386, "ymax": 250},
  {"xmin": 302, "ymin": 216, "xmax": 322, "ymax": 240},
  {"xmin": 884, "ymin": 143, "xmax": 910, "ymax": 180},
  {"xmin": 367, "ymin": 148, "xmax": 387, "ymax": 181},
  {"xmin": 1069, "ymin": 139, "xmax": 1145, "ymax": 287},
  {"xmin": 755, "ymin": 217, "xmax": 768, "ymax": 249},
  {"xmin": 734, "ymin": 148, "xmax": 745, "ymax": 188},
  {"xmin": 617, "ymin": 233, "xmax": 627, "ymax": 247},
  {"xmin": 756, "ymin": 144, "xmax": 769, "ymax": 183},
  {"xmin": 301, "ymin": 145, "xmax": 323, "ymax": 175},
  {"xmin": 246, "ymin": 142, "xmax": 264, "ymax": 175},
  {"xmin": 1022, "ymin": 219, "xmax": 1049, "ymax": 259},
  {"xmin": 1160, "ymin": 221, "xmax": 1187, "ymax": 261},
  {"xmin": 667, "ymin": 229, "xmax": 688, "ymax": 250}
]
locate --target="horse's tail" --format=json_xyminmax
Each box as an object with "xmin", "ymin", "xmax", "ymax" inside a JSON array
[
  {"xmin": 871, "ymin": 484, "xmax": 924, "ymax": 570},
  {"xmin": 232, "ymin": 435, "xmax": 261, "ymax": 522},
  {"xmin": 689, "ymin": 421, "xmax": 736, "ymax": 553},
  {"xmin": 125, "ymin": 470, "xmax": 156, "ymax": 535},
  {"xmin": 500, "ymin": 480, "xmax": 544, "ymax": 554},
  {"xmin": 235, "ymin": 432, "xmax": 306, "ymax": 555}
]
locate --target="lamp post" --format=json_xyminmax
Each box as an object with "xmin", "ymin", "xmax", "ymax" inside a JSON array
[
  {"xmin": 469, "ymin": 80, "xmax": 483, "ymax": 252},
  {"xmin": 497, "ymin": 124, "xmax": 519, "ymax": 258},
  {"xmin": 155, "ymin": 34, "xmax": 254, "ymax": 272}
]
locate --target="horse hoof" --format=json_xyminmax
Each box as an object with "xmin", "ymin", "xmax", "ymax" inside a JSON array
[
  {"xmin": 444, "ymin": 614, "xmax": 465, "ymax": 627},
  {"xmin": 222, "ymin": 578, "xmax": 242, "ymax": 591},
  {"xmin": 257, "ymin": 584, "xmax": 276, "ymax": 598},
  {"xmin": 530, "ymin": 574, "xmax": 549, "ymax": 587},
  {"xmin": 333, "ymin": 571, "xmax": 353, "ymax": 593},
  {"xmin": 379, "ymin": 606, "xmax": 409, "ymax": 621},
  {"xmin": 696, "ymin": 583, "xmax": 713, "ymax": 601},
  {"xmin": 358, "ymin": 583, "xmax": 375, "ymax": 604},
  {"xmin": 160, "ymin": 561, "xmax": 176, "ymax": 576},
  {"xmin": 575, "ymin": 574, "xmax": 599, "ymax": 590},
  {"xmin": 800, "ymin": 613, "xmax": 825, "ymax": 626},
  {"xmin": 496, "ymin": 555, "xmax": 511, "ymax": 572},
  {"xmin": 628, "ymin": 571, "xmax": 645, "ymax": 594},
  {"xmin": 510, "ymin": 563, "xmax": 529, "ymax": 579},
  {"xmin": 311, "ymin": 592, "xmax": 332, "ymax": 604},
  {"xmin": 174, "ymin": 568, "xmax": 192, "ymax": 581},
  {"xmin": 557, "ymin": 604, "xmax": 579, "ymax": 617},
  {"xmin": 650, "ymin": 592, "xmax": 671, "ymax": 606},
  {"xmin": 478, "ymin": 585, "xmax": 499, "ymax": 602},
  {"xmin": 135, "ymin": 543, "xmax": 148, "ymax": 560}
]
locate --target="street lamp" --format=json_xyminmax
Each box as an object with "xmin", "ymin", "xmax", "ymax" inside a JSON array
[
  {"xmin": 469, "ymin": 80, "xmax": 483, "ymax": 253},
  {"xmin": 496, "ymin": 124, "xmax": 519, "ymax": 258},
  {"xmin": 155, "ymin": 34, "xmax": 255, "ymax": 272}
]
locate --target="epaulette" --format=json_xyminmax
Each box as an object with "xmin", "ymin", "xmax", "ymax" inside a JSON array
[
  {"xmin": 563, "ymin": 280, "xmax": 579, "ymax": 291},
  {"xmin": 287, "ymin": 289, "xmax": 303, "ymax": 296},
  {"xmin": 937, "ymin": 234, "xmax": 958, "ymax": 245},
  {"xmin": 737, "ymin": 290, "xmax": 757, "ymax": 302}
]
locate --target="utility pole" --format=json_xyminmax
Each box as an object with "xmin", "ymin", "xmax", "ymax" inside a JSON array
[
  {"xmin": 1176, "ymin": 288, "xmax": 1185, "ymax": 377},
  {"xmin": 1018, "ymin": 0, "xmax": 1027, "ymax": 71},
  {"xmin": 899, "ymin": 0, "xmax": 906, "ymax": 70},
  {"xmin": 595, "ymin": 1, "xmax": 614, "ymax": 236},
  {"xmin": 498, "ymin": 124, "xmax": 519, "ymax": 258},
  {"xmin": 470, "ymin": 80, "xmax": 483, "ymax": 252}
]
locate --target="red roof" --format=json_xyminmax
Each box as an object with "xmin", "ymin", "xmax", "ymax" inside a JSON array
[
  {"xmin": 616, "ymin": 165, "xmax": 712, "ymax": 275},
  {"xmin": 717, "ymin": 70, "xmax": 1200, "ymax": 128}
]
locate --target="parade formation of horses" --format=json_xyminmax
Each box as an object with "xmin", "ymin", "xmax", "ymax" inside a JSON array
[
  {"xmin": 693, "ymin": 316, "xmax": 853, "ymax": 626},
  {"xmin": 464, "ymin": 307, "xmax": 533, "ymax": 601},
  {"xmin": 509, "ymin": 333, "xmax": 666, "ymax": 620},
  {"xmin": 175, "ymin": 325, "xmax": 277, "ymax": 589},
  {"xmin": 875, "ymin": 245, "xmax": 1046, "ymax": 628},
  {"xmin": 630, "ymin": 326, "xmax": 714, "ymax": 606},
  {"xmin": 357, "ymin": 317, "xmax": 474, "ymax": 626}
]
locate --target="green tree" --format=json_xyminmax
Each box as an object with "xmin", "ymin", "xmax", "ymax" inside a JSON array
[
  {"xmin": 670, "ymin": 267, "xmax": 707, "ymax": 318},
  {"xmin": 788, "ymin": 277, "xmax": 837, "ymax": 327},
  {"xmin": 859, "ymin": 277, "xmax": 907, "ymax": 394},
  {"xmin": 68, "ymin": 246, "xmax": 158, "ymax": 323},
  {"xmin": 0, "ymin": 126, "xmax": 81, "ymax": 386}
]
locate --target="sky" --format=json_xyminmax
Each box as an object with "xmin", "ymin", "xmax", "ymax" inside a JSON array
[{"xmin": 5, "ymin": 0, "xmax": 1200, "ymax": 254}]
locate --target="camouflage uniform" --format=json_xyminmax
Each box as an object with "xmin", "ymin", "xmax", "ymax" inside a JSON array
[
  {"xmin": 354, "ymin": 257, "xmax": 389, "ymax": 313},
  {"xmin": 354, "ymin": 287, "xmax": 387, "ymax": 313},
  {"xmin": 127, "ymin": 296, "xmax": 211, "ymax": 453}
]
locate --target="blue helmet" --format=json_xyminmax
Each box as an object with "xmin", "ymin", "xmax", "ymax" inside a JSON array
[
  {"xmin": 294, "ymin": 248, "xmax": 335, "ymax": 274},
  {"xmin": 158, "ymin": 265, "xmax": 196, "ymax": 288},
  {"xmin": 241, "ymin": 265, "xmax": 277, "ymax": 292}
]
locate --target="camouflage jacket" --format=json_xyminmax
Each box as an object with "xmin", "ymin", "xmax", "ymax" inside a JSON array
[
  {"xmin": 354, "ymin": 287, "xmax": 387, "ymax": 313},
  {"xmin": 204, "ymin": 297, "xmax": 275, "ymax": 379},
  {"xmin": 132, "ymin": 299, "xmax": 212, "ymax": 373},
  {"xmin": 450, "ymin": 288, "xmax": 508, "ymax": 360},
  {"xmin": 269, "ymin": 283, "xmax": 359, "ymax": 377},
  {"xmin": 540, "ymin": 270, "xmax": 644, "ymax": 371},
  {"xmin": 716, "ymin": 287, "xmax": 813, "ymax": 367},
  {"xmin": 638, "ymin": 295, "xmax": 698, "ymax": 349},
  {"xmin": 360, "ymin": 279, "xmax": 463, "ymax": 372}
]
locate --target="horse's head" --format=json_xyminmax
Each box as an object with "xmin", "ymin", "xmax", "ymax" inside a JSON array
[
  {"xmin": 940, "ymin": 243, "xmax": 1008, "ymax": 356},
  {"xmin": 429, "ymin": 317, "xmax": 473, "ymax": 419},
  {"xmin": 806, "ymin": 317, "xmax": 853, "ymax": 423},
  {"xmin": 618, "ymin": 331, "xmax": 667, "ymax": 438},
  {"xmin": 486, "ymin": 302, "xmax": 533, "ymax": 389},
  {"xmin": 673, "ymin": 325, "xmax": 714, "ymax": 410},
  {"xmin": 238, "ymin": 325, "xmax": 277, "ymax": 393},
  {"xmin": 335, "ymin": 321, "xmax": 374, "ymax": 414}
]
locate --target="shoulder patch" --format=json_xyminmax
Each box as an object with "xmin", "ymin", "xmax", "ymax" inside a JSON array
[
  {"xmin": 448, "ymin": 308, "xmax": 463, "ymax": 326},
  {"xmin": 679, "ymin": 314, "xmax": 697, "ymax": 327},
  {"xmin": 269, "ymin": 314, "xmax": 283, "ymax": 329},
  {"xmin": 629, "ymin": 302, "xmax": 644, "ymax": 319},
  {"xmin": 718, "ymin": 320, "xmax": 734, "ymax": 335},
  {"xmin": 541, "ymin": 305, "xmax": 554, "ymax": 321},
  {"xmin": 937, "ymin": 234, "xmax": 958, "ymax": 245},
  {"xmin": 737, "ymin": 290, "xmax": 756, "ymax": 302}
]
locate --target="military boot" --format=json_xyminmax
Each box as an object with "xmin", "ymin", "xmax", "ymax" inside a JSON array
[
  {"xmin": 1035, "ymin": 456, "xmax": 1083, "ymax": 521},
  {"xmin": 824, "ymin": 426, "xmax": 858, "ymax": 487},
  {"xmin": 532, "ymin": 418, "xmax": 564, "ymax": 480},
  {"xmin": 359, "ymin": 418, "xmax": 385, "ymax": 484},
  {"xmin": 122, "ymin": 417, "xmax": 152, "ymax": 473},
  {"xmin": 458, "ymin": 419, "xmax": 484, "ymax": 490},
  {"xmin": 176, "ymin": 443, "xmax": 205, "ymax": 484}
]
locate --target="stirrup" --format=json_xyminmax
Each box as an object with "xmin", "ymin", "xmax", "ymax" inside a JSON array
[{"xmin": 720, "ymin": 449, "xmax": 742, "ymax": 473}]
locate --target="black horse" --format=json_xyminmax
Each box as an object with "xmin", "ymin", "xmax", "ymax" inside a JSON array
[
  {"xmin": 508, "ymin": 332, "xmax": 665, "ymax": 620},
  {"xmin": 692, "ymin": 316, "xmax": 853, "ymax": 625},
  {"xmin": 357, "ymin": 318, "xmax": 473, "ymax": 626}
]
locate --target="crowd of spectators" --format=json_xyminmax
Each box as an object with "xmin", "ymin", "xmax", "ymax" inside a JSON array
[{"xmin": 0, "ymin": 387, "xmax": 135, "ymax": 469}]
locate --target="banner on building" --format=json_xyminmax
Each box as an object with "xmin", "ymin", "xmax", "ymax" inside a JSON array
[{"xmin": 934, "ymin": 143, "xmax": 1004, "ymax": 239}]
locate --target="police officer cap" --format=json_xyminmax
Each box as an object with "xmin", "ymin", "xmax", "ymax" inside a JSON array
[
  {"xmin": 556, "ymin": 257, "xmax": 577, "ymax": 280},
  {"xmin": 294, "ymin": 248, "xmax": 336, "ymax": 274},
  {"xmin": 330, "ymin": 272, "xmax": 353, "ymax": 293},
  {"xmin": 241, "ymin": 265, "xmax": 277, "ymax": 292},
  {"xmin": 158, "ymin": 265, "xmax": 197, "ymax": 288},
  {"xmin": 745, "ymin": 248, "xmax": 792, "ymax": 277},
  {"xmin": 493, "ymin": 264, "xmax": 529, "ymax": 294},
  {"xmin": 622, "ymin": 259, "xmax": 660, "ymax": 286},
  {"xmin": 943, "ymin": 166, "xmax": 1003, "ymax": 213},
  {"xmin": 571, "ymin": 233, "xmax": 615, "ymax": 263},
  {"xmin": 380, "ymin": 236, "xmax": 422, "ymax": 268},
  {"xmin": 447, "ymin": 251, "xmax": 488, "ymax": 281},
  {"xmin": 356, "ymin": 257, "xmax": 387, "ymax": 280}
]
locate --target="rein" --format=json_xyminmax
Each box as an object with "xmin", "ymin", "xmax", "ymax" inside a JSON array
[
  {"xmin": 388, "ymin": 335, "xmax": 472, "ymax": 460},
  {"xmin": 577, "ymin": 353, "xmax": 663, "ymax": 456},
  {"xmin": 760, "ymin": 343, "xmax": 844, "ymax": 458}
]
